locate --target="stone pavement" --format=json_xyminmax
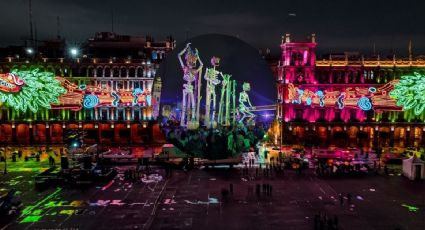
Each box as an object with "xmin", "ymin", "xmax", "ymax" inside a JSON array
[{"xmin": 1, "ymin": 161, "xmax": 424, "ymax": 230}]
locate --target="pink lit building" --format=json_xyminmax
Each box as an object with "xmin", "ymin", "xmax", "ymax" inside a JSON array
[{"xmin": 276, "ymin": 34, "xmax": 425, "ymax": 148}]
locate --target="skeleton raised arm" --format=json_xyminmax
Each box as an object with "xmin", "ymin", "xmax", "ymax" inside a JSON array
[{"xmin": 178, "ymin": 43, "xmax": 192, "ymax": 68}]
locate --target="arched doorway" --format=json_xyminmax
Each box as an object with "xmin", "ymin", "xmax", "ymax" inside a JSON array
[
  {"xmin": 0, "ymin": 124, "xmax": 12, "ymax": 143},
  {"xmin": 292, "ymin": 126, "xmax": 305, "ymax": 144},
  {"xmin": 379, "ymin": 127, "xmax": 390, "ymax": 147},
  {"xmin": 394, "ymin": 127, "xmax": 406, "ymax": 147},
  {"xmin": 83, "ymin": 123, "xmax": 97, "ymax": 144},
  {"xmin": 411, "ymin": 127, "xmax": 422, "ymax": 148},
  {"xmin": 33, "ymin": 124, "xmax": 47, "ymax": 143},
  {"xmin": 332, "ymin": 126, "xmax": 347, "ymax": 147},
  {"xmin": 317, "ymin": 126, "xmax": 327, "ymax": 139},
  {"xmin": 99, "ymin": 123, "xmax": 113, "ymax": 144},
  {"xmin": 16, "ymin": 124, "xmax": 30, "ymax": 144},
  {"xmin": 51, "ymin": 123, "xmax": 63, "ymax": 143},
  {"xmin": 114, "ymin": 123, "xmax": 130, "ymax": 144},
  {"xmin": 360, "ymin": 126, "xmax": 374, "ymax": 149},
  {"xmin": 348, "ymin": 126, "xmax": 359, "ymax": 139},
  {"xmin": 394, "ymin": 127, "xmax": 406, "ymax": 139},
  {"xmin": 348, "ymin": 126, "xmax": 359, "ymax": 147}
]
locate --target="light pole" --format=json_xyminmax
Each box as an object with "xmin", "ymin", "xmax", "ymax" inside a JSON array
[
  {"xmin": 280, "ymin": 116, "xmax": 283, "ymax": 151},
  {"xmin": 26, "ymin": 47, "xmax": 34, "ymax": 55},
  {"xmin": 2, "ymin": 148, "xmax": 7, "ymax": 174},
  {"xmin": 70, "ymin": 48, "xmax": 78, "ymax": 57}
]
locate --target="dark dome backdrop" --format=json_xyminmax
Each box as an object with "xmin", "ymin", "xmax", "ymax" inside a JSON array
[{"xmin": 158, "ymin": 34, "xmax": 276, "ymax": 108}]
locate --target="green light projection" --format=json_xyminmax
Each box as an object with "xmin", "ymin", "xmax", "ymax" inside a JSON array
[
  {"xmin": 0, "ymin": 69, "xmax": 66, "ymax": 113},
  {"xmin": 389, "ymin": 72, "xmax": 425, "ymax": 115},
  {"xmin": 401, "ymin": 204, "xmax": 419, "ymax": 212}
]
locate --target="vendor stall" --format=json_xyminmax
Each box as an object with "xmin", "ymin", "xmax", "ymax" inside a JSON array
[{"xmin": 402, "ymin": 157, "xmax": 425, "ymax": 180}]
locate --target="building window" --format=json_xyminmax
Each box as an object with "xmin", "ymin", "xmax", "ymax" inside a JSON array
[
  {"xmin": 350, "ymin": 110, "xmax": 357, "ymax": 121},
  {"xmin": 117, "ymin": 109, "xmax": 124, "ymax": 121},
  {"xmin": 295, "ymin": 109, "xmax": 303, "ymax": 120},
  {"xmin": 334, "ymin": 111, "xmax": 341, "ymax": 121},
  {"xmin": 113, "ymin": 68, "xmax": 120, "ymax": 77},
  {"xmin": 366, "ymin": 110, "xmax": 374, "ymax": 121},
  {"xmin": 134, "ymin": 81, "xmax": 140, "ymax": 89},
  {"xmin": 382, "ymin": 112, "xmax": 389, "ymax": 122},
  {"xmin": 101, "ymin": 109, "xmax": 108, "ymax": 121},
  {"xmin": 319, "ymin": 109, "xmax": 326, "ymax": 121},
  {"xmin": 129, "ymin": 68, "xmax": 135, "ymax": 77}
]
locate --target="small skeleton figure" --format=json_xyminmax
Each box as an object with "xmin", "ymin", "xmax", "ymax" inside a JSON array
[
  {"xmin": 204, "ymin": 57, "xmax": 221, "ymax": 128},
  {"xmin": 238, "ymin": 82, "xmax": 255, "ymax": 123},
  {"xmin": 178, "ymin": 43, "xmax": 203, "ymax": 127},
  {"xmin": 218, "ymin": 73, "xmax": 232, "ymax": 126}
]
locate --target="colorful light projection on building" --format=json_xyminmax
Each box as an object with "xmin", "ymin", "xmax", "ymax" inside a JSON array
[
  {"xmin": 0, "ymin": 69, "xmax": 155, "ymax": 112},
  {"xmin": 389, "ymin": 72, "xmax": 425, "ymax": 115},
  {"xmin": 287, "ymin": 81, "xmax": 401, "ymax": 111},
  {"xmin": 51, "ymin": 78, "xmax": 154, "ymax": 111},
  {"xmin": 0, "ymin": 69, "xmax": 66, "ymax": 113}
]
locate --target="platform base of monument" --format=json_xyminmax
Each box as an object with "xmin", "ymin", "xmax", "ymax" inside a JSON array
[{"xmin": 187, "ymin": 120, "xmax": 200, "ymax": 130}]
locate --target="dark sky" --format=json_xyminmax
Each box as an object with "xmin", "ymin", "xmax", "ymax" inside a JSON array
[{"xmin": 1, "ymin": 0, "xmax": 424, "ymax": 56}]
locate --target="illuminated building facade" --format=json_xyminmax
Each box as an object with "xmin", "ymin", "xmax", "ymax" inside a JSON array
[
  {"xmin": 0, "ymin": 32, "xmax": 174, "ymax": 146},
  {"xmin": 277, "ymin": 34, "xmax": 425, "ymax": 148}
]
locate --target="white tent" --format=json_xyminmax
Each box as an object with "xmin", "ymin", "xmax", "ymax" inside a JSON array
[{"xmin": 402, "ymin": 157, "xmax": 425, "ymax": 180}]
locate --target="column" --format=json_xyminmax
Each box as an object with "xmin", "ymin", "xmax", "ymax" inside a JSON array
[
  {"xmin": 29, "ymin": 125, "xmax": 34, "ymax": 143},
  {"xmin": 94, "ymin": 108, "xmax": 99, "ymax": 121},
  {"xmin": 46, "ymin": 123, "xmax": 51, "ymax": 144},
  {"xmin": 406, "ymin": 127, "xmax": 411, "ymax": 147},
  {"xmin": 12, "ymin": 124, "xmax": 16, "ymax": 143},
  {"xmin": 329, "ymin": 69, "xmax": 333, "ymax": 84}
]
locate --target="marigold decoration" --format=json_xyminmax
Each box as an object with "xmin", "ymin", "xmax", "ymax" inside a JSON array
[
  {"xmin": 0, "ymin": 69, "xmax": 66, "ymax": 113},
  {"xmin": 389, "ymin": 72, "xmax": 425, "ymax": 115}
]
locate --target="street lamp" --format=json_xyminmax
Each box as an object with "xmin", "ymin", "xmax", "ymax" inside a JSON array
[
  {"xmin": 69, "ymin": 48, "xmax": 79, "ymax": 57},
  {"xmin": 26, "ymin": 48, "xmax": 34, "ymax": 55},
  {"xmin": 1, "ymin": 148, "xmax": 6, "ymax": 174}
]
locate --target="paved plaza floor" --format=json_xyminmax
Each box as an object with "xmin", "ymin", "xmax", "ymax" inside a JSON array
[{"xmin": 0, "ymin": 161, "xmax": 424, "ymax": 230}]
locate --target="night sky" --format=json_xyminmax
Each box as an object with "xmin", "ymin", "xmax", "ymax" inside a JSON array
[{"xmin": 0, "ymin": 0, "xmax": 424, "ymax": 56}]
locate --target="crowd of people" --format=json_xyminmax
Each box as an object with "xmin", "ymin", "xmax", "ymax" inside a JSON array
[
  {"xmin": 164, "ymin": 124, "xmax": 267, "ymax": 159},
  {"xmin": 314, "ymin": 212, "xmax": 339, "ymax": 230},
  {"xmin": 315, "ymin": 159, "xmax": 380, "ymax": 177}
]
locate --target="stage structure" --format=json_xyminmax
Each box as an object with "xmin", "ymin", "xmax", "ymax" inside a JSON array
[
  {"xmin": 217, "ymin": 74, "xmax": 236, "ymax": 126},
  {"xmin": 204, "ymin": 57, "xmax": 222, "ymax": 128},
  {"xmin": 238, "ymin": 82, "xmax": 256, "ymax": 124},
  {"xmin": 178, "ymin": 43, "xmax": 203, "ymax": 129}
]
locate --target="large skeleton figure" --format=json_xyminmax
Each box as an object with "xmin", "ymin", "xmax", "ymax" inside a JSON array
[
  {"xmin": 178, "ymin": 43, "xmax": 203, "ymax": 128},
  {"xmin": 204, "ymin": 57, "xmax": 221, "ymax": 128},
  {"xmin": 217, "ymin": 73, "xmax": 232, "ymax": 126},
  {"xmin": 238, "ymin": 82, "xmax": 255, "ymax": 123}
]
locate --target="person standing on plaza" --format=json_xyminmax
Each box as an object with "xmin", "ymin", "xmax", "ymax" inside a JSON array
[{"xmin": 347, "ymin": 193, "xmax": 352, "ymax": 205}]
